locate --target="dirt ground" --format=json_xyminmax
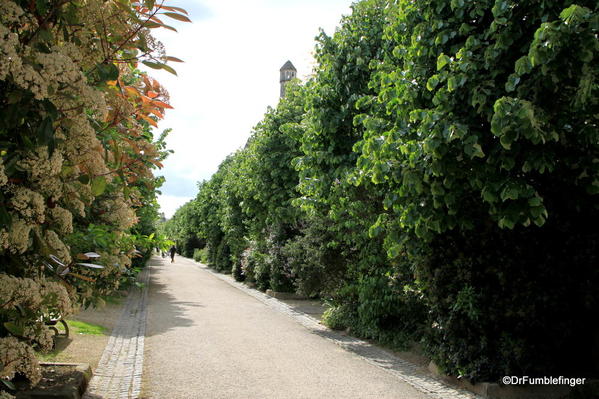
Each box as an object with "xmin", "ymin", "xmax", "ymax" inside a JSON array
[{"xmin": 39, "ymin": 296, "xmax": 126, "ymax": 370}]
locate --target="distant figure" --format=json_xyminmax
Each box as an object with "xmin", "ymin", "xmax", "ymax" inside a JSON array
[{"xmin": 169, "ymin": 245, "xmax": 176, "ymax": 263}]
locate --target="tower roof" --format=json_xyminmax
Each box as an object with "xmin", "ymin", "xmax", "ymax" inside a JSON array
[{"xmin": 280, "ymin": 60, "xmax": 297, "ymax": 71}]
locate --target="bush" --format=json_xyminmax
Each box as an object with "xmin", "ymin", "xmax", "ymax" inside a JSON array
[
  {"xmin": 180, "ymin": 236, "xmax": 204, "ymax": 258},
  {"xmin": 282, "ymin": 217, "xmax": 346, "ymax": 297},
  {"xmin": 417, "ymin": 216, "xmax": 599, "ymax": 381},
  {"xmin": 213, "ymin": 240, "xmax": 232, "ymax": 273},
  {"xmin": 131, "ymin": 249, "xmax": 152, "ymax": 268},
  {"xmin": 267, "ymin": 243, "xmax": 294, "ymax": 292},
  {"xmin": 354, "ymin": 0, "xmax": 599, "ymax": 381},
  {"xmin": 0, "ymin": 0, "xmax": 182, "ymax": 390},
  {"xmin": 231, "ymin": 259, "xmax": 245, "ymax": 282},
  {"xmin": 322, "ymin": 305, "xmax": 355, "ymax": 331},
  {"xmin": 193, "ymin": 248, "xmax": 209, "ymax": 264},
  {"xmin": 239, "ymin": 247, "xmax": 256, "ymax": 283},
  {"xmin": 253, "ymin": 250, "xmax": 270, "ymax": 292}
]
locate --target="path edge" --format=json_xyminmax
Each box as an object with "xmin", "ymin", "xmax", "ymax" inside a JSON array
[{"xmin": 182, "ymin": 255, "xmax": 482, "ymax": 399}]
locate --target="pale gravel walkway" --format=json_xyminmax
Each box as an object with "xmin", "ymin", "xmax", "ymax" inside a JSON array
[
  {"xmin": 143, "ymin": 255, "xmax": 481, "ymax": 399},
  {"xmin": 83, "ymin": 261, "xmax": 151, "ymax": 399}
]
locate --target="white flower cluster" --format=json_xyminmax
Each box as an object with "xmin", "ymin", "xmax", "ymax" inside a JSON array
[
  {"xmin": 23, "ymin": 322, "xmax": 54, "ymax": 352},
  {"xmin": 0, "ymin": 24, "xmax": 18, "ymax": 81},
  {"xmin": 100, "ymin": 197, "xmax": 137, "ymax": 230},
  {"xmin": 0, "ymin": 336, "xmax": 41, "ymax": 385},
  {"xmin": 8, "ymin": 187, "xmax": 46, "ymax": 224},
  {"xmin": 10, "ymin": 60, "xmax": 47, "ymax": 101},
  {"xmin": 49, "ymin": 206, "xmax": 73, "ymax": 235},
  {"xmin": 0, "ymin": 2, "xmax": 23, "ymax": 82},
  {"xmin": 0, "ymin": 1, "xmax": 24, "ymax": 23},
  {"xmin": 0, "ymin": 274, "xmax": 42, "ymax": 310},
  {"xmin": 1, "ymin": 217, "xmax": 32, "ymax": 254},
  {"xmin": 40, "ymin": 279, "xmax": 73, "ymax": 317},
  {"xmin": 17, "ymin": 146, "xmax": 64, "ymax": 200},
  {"xmin": 0, "ymin": 0, "xmax": 166, "ymax": 386},
  {"xmin": 63, "ymin": 114, "xmax": 109, "ymax": 178},
  {"xmin": 0, "ymin": 390, "xmax": 15, "ymax": 399},
  {"xmin": 0, "ymin": 159, "xmax": 7, "ymax": 187},
  {"xmin": 0, "ymin": 274, "xmax": 73, "ymax": 316},
  {"xmin": 63, "ymin": 184, "xmax": 87, "ymax": 217},
  {"xmin": 0, "ymin": 274, "xmax": 73, "ymax": 355}
]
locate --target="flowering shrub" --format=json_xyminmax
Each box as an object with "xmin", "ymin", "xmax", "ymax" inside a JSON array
[{"xmin": 0, "ymin": 0, "xmax": 188, "ymax": 393}]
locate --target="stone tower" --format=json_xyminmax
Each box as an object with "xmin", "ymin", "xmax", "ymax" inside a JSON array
[{"xmin": 280, "ymin": 60, "xmax": 297, "ymax": 98}]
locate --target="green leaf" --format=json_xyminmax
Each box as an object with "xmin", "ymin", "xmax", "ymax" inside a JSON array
[
  {"xmin": 387, "ymin": 244, "xmax": 401, "ymax": 258},
  {"xmin": 447, "ymin": 76, "xmax": 457, "ymax": 91},
  {"xmin": 97, "ymin": 62, "xmax": 119, "ymax": 81},
  {"xmin": 143, "ymin": 21, "xmax": 178, "ymax": 32},
  {"xmin": 560, "ymin": 5, "xmax": 589, "ymax": 24},
  {"xmin": 482, "ymin": 188, "xmax": 498, "ymax": 203},
  {"xmin": 37, "ymin": 117, "xmax": 54, "ymax": 148},
  {"xmin": 1, "ymin": 379, "xmax": 15, "ymax": 391},
  {"xmin": 3, "ymin": 322, "xmax": 24, "ymax": 336},
  {"xmin": 528, "ymin": 196, "xmax": 542, "ymax": 207},
  {"xmin": 515, "ymin": 56, "xmax": 532, "ymax": 75},
  {"xmin": 162, "ymin": 12, "xmax": 192, "ymax": 23},
  {"xmin": 437, "ymin": 54, "xmax": 451, "ymax": 71},
  {"xmin": 471, "ymin": 143, "xmax": 484, "ymax": 158},
  {"xmin": 35, "ymin": 0, "xmax": 48, "ymax": 14},
  {"xmin": 0, "ymin": 204, "xmax": 12, "ymax": 226},
  {"xmin": 159, "ymin": 63, "xmax": 178, "ymax": 76},
  {"xmin": 500, "ymin": 185, "xmax": 520, "ymax": 201},
  {"xmin": 142, "ymin": 61, "xmax": 178, "ymax": 75},
  {"xmin": 431, "ymin": 181, "xmax": 445, "ymax": 196},
  {"xmin": 427, "ymin": 75, "xmax": 440, "ymax": 91},
  {"xmin": 142, "ymin": 61, "xmax": 162, "ymax": 70},
  {"xmin": 505, "ymin": 74, "xmax": 520, "ymax": 92},
  {"xmin": 498, "ymin": 217, "xmax": 516, "ymax": 229},
  {"xmin": 499, "ymin": 134, "xmax": 513, "ymax": 150},
  {"xmin": 78, "ymin": 174, "xmax": 90, "ymax": 185},
  {"xmin": 91, "ymin": 176, "xmax": 107, "ymax": 196}
]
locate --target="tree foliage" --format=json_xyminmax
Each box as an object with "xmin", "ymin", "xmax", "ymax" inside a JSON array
[
  {"xmin": 162, "ymin": 0, "xmax": 599, "ymax": 383},
  {"xmin": 0, "ymin": 0, "xmax": 187, "ymax": 391},
  {"xmin": 355, "ymin": 0, "xmax": 599, "ymax": 380}
]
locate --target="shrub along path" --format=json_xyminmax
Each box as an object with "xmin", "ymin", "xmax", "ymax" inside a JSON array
[{"xmin": 141, "ymin": 256, "xmax": 477, "ymax": 398}]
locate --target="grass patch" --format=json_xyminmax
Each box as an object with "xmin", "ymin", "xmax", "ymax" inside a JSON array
[
  {"xmin": 37, "ymin": 349, "xmax": 60, "ymax": 361},
  {"xmin": 67, "ymin": 320, "xmax": 107, "ymax": 336}
]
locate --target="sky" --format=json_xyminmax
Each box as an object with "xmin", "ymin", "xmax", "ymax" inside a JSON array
[{"xmin": 146, "ymin": 0, "xmax": 354, "ymax": 218}]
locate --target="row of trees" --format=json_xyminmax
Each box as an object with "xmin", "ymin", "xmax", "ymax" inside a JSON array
[
  {"xmin": 0, "ymin": 0, "xmax": 187, "ymax": 395},
  {"xmin": 163, "ymin": 0, "xmax": 598, "ymax": 383}
]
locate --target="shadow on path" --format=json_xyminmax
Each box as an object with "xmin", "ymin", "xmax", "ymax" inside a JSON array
[{"xmin": 144, "ymin": 259, "xmax": 196, "ymax": 338}]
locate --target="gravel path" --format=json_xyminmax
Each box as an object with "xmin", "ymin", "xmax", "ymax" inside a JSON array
[{"xmin": 142, "ymin": 255, "xmax": 480, "ymax": 399}]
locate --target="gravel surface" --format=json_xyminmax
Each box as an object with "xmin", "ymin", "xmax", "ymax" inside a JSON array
[{"xmin": 142, "ymin": 255, "xmax": 434, "ymax": 399}]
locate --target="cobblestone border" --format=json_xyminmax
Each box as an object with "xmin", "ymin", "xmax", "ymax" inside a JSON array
[
  {"xmin": 83, "ymin": 263, "xmax": 151, "ymax": 399},
  {"xmin": 183, "ymin": 256, "xmax": 481, "ymax": 399}
]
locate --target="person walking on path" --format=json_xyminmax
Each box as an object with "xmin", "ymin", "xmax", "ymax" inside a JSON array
[{"xmin": 169, "ymin": 245, "xmax": 176, "ymax": 263}]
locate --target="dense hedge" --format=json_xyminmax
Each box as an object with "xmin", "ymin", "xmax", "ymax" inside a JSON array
[
  {"xmin": 162, "ymin": 0, "xmax": 598, "ymax": 383},
  {"xmin": 0, "ymin": 0, "xmax": 183, "ymax": 392}
]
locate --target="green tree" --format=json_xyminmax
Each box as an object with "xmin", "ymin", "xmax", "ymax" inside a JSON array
[{"xmin": 356, "ymin": 0, "xmax": 599, "ymax": 380}]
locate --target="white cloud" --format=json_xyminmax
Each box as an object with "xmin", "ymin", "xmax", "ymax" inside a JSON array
[
  {"xmin": 157, "ymin": 194, "xmax": 195, "ymax": 220},
  {"xmin": 148, "ymin": 0, "xmax": 353, "ymax": 217}
]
